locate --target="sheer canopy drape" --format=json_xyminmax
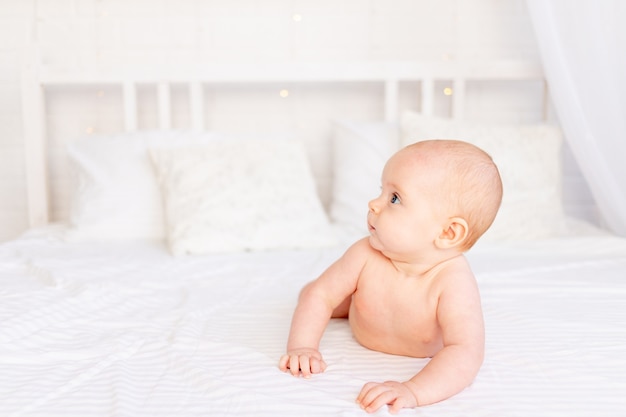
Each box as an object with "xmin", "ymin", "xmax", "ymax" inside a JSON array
[{"xmin": 526, "ymin": 0, "xmax": 626, "ymax": 236}]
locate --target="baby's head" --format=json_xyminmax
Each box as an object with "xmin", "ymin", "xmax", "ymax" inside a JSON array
[{"xmin": 390, "ymin": 139, "xmax": 502, "ymax": 251}]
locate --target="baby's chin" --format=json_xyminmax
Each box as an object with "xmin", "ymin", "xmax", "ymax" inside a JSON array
[{"xmin": 367, "ymin": 235, "xmax": 385, "ymax": 252}]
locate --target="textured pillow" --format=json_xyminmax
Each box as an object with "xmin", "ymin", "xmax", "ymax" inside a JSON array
[
  {"xmin": 330, "ymin": 120, "xmax": 399, "ymax": 235},
  {"xmin": 150, "ymin": 139, "xmax": 336, "ymax": 255},
  {"xmin": 401, "ymin": 111, "xmax": 566, "ymax": 241},
  {"xmin": 66, "ymin": 130, "xmax": 216, "ymax": 241}
]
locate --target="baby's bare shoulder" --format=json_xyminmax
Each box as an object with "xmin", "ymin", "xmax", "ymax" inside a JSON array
[
  {"xmin": 342, "ymin": 237, "xmax": 382, "ymax": 262},
  {"xmin": 327, "ymin": 238, "xmax": 381, "ymax": 279},
  {"xmin": 432, "ymin": 256, "xmax": 478, "ymax": 291}
]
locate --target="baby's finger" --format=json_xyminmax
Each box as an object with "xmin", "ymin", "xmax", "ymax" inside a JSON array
[
  {"xmin": 299, "ymin": 355, "xmax": 312, "ymax": 378},
  {"xmin": 309, "ymin": 357, "xmax": 326, "ymax": 374},
  {"xmin": 364, "ymin": 390, "xmax": 397, "ymax": 414},
  {"xmin": 289, "ymin": 355, "xmax": 301, "ymax": 376},
  {"xmin": 388, "ymin": 396, "xmax": 411, "ymax": 414},
  {"xmin": 356, "ymin": 381, "xmax": 378, "ymax": 404},
  {"xmin": 278, "ymin": 354, "xmax": 289, "ymax": 371},
  {"xmin": 357, "ymin": 383, "xmax": 396, "ymax": 413}
]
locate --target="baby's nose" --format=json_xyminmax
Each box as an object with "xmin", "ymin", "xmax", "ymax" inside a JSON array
[{"xmin": 368, "ymin": 198, "xmax": 381, "ymax": 214}]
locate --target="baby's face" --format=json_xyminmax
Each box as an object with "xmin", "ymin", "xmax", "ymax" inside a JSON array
[{"xmin": 366, "ymin": 149, "xmax": 447, "ymax": 259}]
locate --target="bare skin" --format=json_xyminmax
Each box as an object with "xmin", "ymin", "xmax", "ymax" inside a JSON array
[{"xmin": 279, "ymin": 141, "xmax": 494, "ymax": 413}]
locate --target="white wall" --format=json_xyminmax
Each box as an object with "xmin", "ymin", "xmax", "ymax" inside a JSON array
[{"xmin": 0, "ymin": 0, "xmax": 595, "ymax": 241}]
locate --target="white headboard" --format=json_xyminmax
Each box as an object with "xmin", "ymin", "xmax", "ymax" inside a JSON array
[{"xmin": 21, "ymin": 49, "xmax": 545, "ymax": 228}]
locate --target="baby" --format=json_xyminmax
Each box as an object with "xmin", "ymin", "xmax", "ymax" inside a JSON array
[{"xmin": 279, "ymin": 139, "xmax": 503, "ymax": 413}]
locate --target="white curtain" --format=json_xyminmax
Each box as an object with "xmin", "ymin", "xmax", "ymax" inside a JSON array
[{"xmin": 526, "ymin": 0, "xmax": 626, "ymax": 236}]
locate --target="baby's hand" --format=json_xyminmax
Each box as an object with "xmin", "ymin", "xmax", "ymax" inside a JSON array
[
  {"xmin": 278, "ymin": 348, "xmax": 327, "ymax": 378},
  {"xmin": 356, "ymin": 380, "xmax": 419, "ymax": 414}
]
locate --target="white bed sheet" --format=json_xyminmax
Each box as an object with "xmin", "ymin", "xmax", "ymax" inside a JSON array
[{"xmin": 1, "ymin": 225, "xmax": 626, "ymax": 417}]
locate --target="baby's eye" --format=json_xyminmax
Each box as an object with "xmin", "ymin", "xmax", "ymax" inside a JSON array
[{"xmin": 390, "ymin": 193, "xmax": 400, "ymax": 204}]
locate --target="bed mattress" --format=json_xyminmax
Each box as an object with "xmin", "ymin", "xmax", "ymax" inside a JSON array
[{"xmin": 1, "ymin": 226, "xmax": 625, "ymax": 416}]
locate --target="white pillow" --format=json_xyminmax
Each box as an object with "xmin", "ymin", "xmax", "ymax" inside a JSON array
[
  {"xmin": 330, "ymin": 120, "xmax": 399, "ymax": 235},
  {"xmin": 150, "ymin": 139, "xmax": 336, "ymax": 255},
  {"xmin": 401, "ymin": 111, "xmax": 566, "ymax": 241},
  {"xmin": 66, "ymin": 130, "xmax": 216, "ymax": 241}
]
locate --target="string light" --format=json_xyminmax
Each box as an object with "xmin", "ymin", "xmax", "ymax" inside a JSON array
[
  {"xmin": 279, "ymin": 89, "xmax": 289, "ymax": 98},
  {"xmin": 292, "ymin": 14, "xmax": 302, "ymax": 22},
  {"xmin": 443, "ymin": 87, "xmax": 453, "ymax": 96}
]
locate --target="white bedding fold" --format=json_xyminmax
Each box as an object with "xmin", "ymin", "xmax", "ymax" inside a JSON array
[{"xmin": 1, "ymin": 227, "xmax": 625, "ymax": 416}]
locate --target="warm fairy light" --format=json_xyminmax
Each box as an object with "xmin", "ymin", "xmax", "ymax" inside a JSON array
[
  {"xmin": 292, "ymin": 14, "xmax": 302, "ymax": 22},
  {"xmin": 443, "ymin": 87, "xmax": 453, "ymax": 96},
  {"xmin": 279, "ymin": 89, "xmax": 289, "ymax": 98},
  {"xmin": 97, "ymin": 90, "xmax": 104, "ymax": 98},
  {"xmin": 85, "ymin": 127, "xmax": 95, "ymax": 134}
]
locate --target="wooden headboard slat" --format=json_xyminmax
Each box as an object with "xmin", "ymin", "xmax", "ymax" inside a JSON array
[
  {"xmin": 157, "ymin": 83, "xmax": 172, "ymax": 130},
  {"xmin": 123, "ymin": 81, "xmax": 138, "ymax": 132},
  {"xmin": 21, "ymin": 55, "xmax": 545, "ymax": 228}
]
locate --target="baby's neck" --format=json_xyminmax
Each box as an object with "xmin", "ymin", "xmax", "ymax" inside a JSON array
[{"xmin": 388, "ymin": 251, "xmax": 464, "ymax": 279}]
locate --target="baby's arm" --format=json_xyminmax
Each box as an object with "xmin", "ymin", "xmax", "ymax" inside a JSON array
[
  {"xmin": 279, "ymin": 238, "xmax": 370, "ymax": 378},
  {"xmin": 357, "ymin": 269, "xmax": 485, "ymax": 412}
]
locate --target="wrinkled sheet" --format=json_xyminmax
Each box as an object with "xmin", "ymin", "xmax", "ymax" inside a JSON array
[{"xmin": 1, "ymin": 226, "xmax": 626, "ymax": 417}]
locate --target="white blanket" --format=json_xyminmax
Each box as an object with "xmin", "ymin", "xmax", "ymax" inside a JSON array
[{"xmin": 1, "ymin": 226, "xmax": 626, "ymax": 416}]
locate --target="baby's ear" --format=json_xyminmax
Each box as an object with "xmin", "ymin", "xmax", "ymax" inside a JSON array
[{"xmin": 435, "ymin": 217, "xmax": 468, "ymax": 250}]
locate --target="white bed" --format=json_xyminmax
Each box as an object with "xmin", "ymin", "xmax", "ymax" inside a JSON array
[{"xmin": 3, "ymin": 58, "xmax": 626, "ymax": 416}]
